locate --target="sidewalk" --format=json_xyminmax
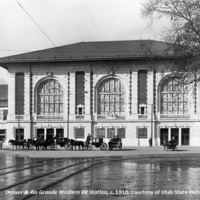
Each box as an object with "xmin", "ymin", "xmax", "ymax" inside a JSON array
[{"xmin": 1, "ymin": 145, "xmax": 200, "ymax": 158}]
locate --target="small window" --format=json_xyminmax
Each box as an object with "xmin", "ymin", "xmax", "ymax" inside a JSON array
[
  {"xmin": 78, "ymin": 107, "xmax": 83, "ymax": 115},
  {"xmin": 107, "ymin": 128, "xmax": 115, "ymax": 138},
  {"xmin": 137, "ymin": 128, "xmax": 147, "ymax": 138},
  {"xmin": 117, "ymin": 128, "xmax": 126, "ymax": 138},
  {"xmin": 141, "ymin": 107, "xmax": 145, "ymax": 114},
  {"xmin": 96, "ymin": 128, "xmax": 105, "ymax": 138},
  {"xmin": 77, "ymin": 104, "xmax": 84, "ymax": 115},
  {"xmin": 139, "ymin": 104, "xmax": 147, "ymax": 114},
  {"xmin": 75, "ymin": 128, "xmax": 85, "ymax": 138}
]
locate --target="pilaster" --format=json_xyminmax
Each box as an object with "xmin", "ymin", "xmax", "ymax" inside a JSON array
[
  {"xmin": 178, "ymin": 127, "xmax": 181, "ymax": 146},
  {"xmin": 147, "ymin": 71, "xmax": 154, "ymax": 114},
  {"xmin": 84, "ymin": 72, "xmax": 91, "ymax": 120},
  {"xmin": 7, "ymin": 73, "xmax": 16, "ymax": 120},
  {"xmin": 168, "ymin": 128, "xmax": 171, "ymax": 141},
  {"xmin": 131, "ymin": 72, "xmax": 138, "ymax": 118},
  {"xmin": 24, "ymin": 73, "xmax": 31, "ymax": 120},
  {"xmin": 69, "ymin": 72, "xmax": 75, "ymax": 119}
]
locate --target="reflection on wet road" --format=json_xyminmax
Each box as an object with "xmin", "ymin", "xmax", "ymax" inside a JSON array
[{"xmin": 0, "ymin": 154, "xmax": 200, "ymax": 200}]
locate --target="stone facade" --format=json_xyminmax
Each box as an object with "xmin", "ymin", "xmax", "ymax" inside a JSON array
[{"xmin": 0, "ymin": 40, "xmax": 199, "ymax": 146}]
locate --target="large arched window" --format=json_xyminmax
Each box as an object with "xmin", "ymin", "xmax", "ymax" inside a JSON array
[
  {"xmin": 98, "ymin": 78, "xmax": 125, "ymax": 116},
  {"xmin": 160, "ymin": 78, "xmax": 188, "ymax": 115},
  {"xmin": 37, "ymin": 79, "xmax": 63, "ymax": 116}
]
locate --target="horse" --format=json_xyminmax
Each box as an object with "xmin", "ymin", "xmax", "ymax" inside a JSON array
[
  {"xmin": 8, "ymin": 139, "xmax": 26, "ymax": 150},
  {"xmin": 27, "ymin": 138, "xmax": 41, "ymax": 151},
  {"xmin": 69, "ymin": 139, "xmax": 84, "ymax": 150}
]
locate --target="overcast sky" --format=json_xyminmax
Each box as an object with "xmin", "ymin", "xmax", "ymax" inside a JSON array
[{"xmin": 0, "ymin": 0, "xmax": 168, "ymax": 84}]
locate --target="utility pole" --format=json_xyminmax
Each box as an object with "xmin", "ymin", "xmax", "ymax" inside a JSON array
[{"xmin": 151, "ymin": 104, "xmax": 153, "ymax": 145}]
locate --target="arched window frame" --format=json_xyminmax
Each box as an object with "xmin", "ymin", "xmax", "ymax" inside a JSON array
[
  {"xmin": 37, "ymin": 79, "xmax": 64, "ymax": 116},
  {"xmin": 97, "ymin": 78, "xmax": 125, "ymax": 116},
  {"xmin": 160, "ymin": 77, "xmax": 189, "ymax": 115}
]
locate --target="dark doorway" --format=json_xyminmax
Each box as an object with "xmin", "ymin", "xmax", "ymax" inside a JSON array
[
  {"xmin": 37, "ymin": 129, "xmax": 44, "ymax": 140},
  {"xmin": 46, "ymin": 128, "xmax": 54, "ymax": 141},
  {"xmin": 181, "ymin": 128, "xmax": 189, "ymax": 145},
  {"xmin": 56, "ymin": 128, "xmax": 64, "ymax": 143},
  {"xmin": 16, "ymin": 128, "xmax": 24, "ymax": 141},
  {"xmin": 160, "ymin": 128, "xmax": 168, "ymax": 145},
  {"xmin": 171, "ymin": 128, "xmax": 179, "ymax": 145}
]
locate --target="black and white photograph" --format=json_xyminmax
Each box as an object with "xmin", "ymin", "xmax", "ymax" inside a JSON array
[{"xmin": 0, "ymin": 0, "xmax": 200, "ymax": 199}]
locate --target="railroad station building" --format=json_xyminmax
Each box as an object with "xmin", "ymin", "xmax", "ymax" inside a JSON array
[{"xmin": 0, "ymin": 40, "xmax": 199, "ymax": 146}]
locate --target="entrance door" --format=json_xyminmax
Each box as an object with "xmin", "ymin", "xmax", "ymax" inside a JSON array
[
  {"xmin": 181, "ymin": 128, "xmax": 189, "ymax": 145},
  {"xmin": 46, "ymin": 128, "xmax": 54, "ymax": 141},
  {"xmin": 16, "ymin": 128, "xmax": 24, "ymax": 141},
  {"xmin": 0, "ymin": 130, "xmax": 6, "ymax": 141},
  {"xmin": 160, "ymin": 128, "xmax": 168, "ymax": 145},
  {"xmin": 56, "ymin": 129, "xmax": 64, "ymax": 143},
  {"xmin": 171, "ymin": 128, "xmax": 179, "ymax": 145},
  {"xmin": 37, "ymin": 129, "xmax": 44, "ymax": 140}
]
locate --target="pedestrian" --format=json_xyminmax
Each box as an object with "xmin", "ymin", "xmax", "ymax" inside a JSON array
[
  {"xmin": 86, "ymin": 133, "xmax": 92, "ymax": 149},
  {"xmin": 149, "ymin": 137, "xmax": 152, "ymax": 147}
]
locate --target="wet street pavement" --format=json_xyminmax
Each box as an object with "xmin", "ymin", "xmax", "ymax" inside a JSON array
[{"xmin": 0, "ymin": 148, "xmax": 200, "ymax": 200}]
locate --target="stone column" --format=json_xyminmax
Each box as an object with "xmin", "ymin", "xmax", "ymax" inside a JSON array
[
  {"xmin": 168, "ymin": 128, "xmax": 171, "ymax": 141},
  {"xmin": 44, "ymin": 128, "xmax": 47, "ymax": 140},
  {"xmin": 131, "ymin": 71, "xmax": 138, "ymax": 118},
  {"xmin": 24, "ymin": 73, "xmax": 31, "ymax": 120},
  {"xmin": 7, "ymin": 73, "xmax": 16, "ymax": 120},
  {"xmin": 63, "ymin": 74, "xmax": 69, "ymax": 120},
  {"xmin": 178, "ymin": 127, "xmax": 181, "ymax": 146},
  {"xmin": 69, "ymin": 72, "xmax": 75, "ymax": 119},
  {"xmin": 157, "ymin": 126, "xmax": 160, "ymax": 146},
  {"xmin": 84, "ymin": 72, "xmax": 91, "ymax": 120},
  {"xmin": 147, "ymin": 71, "xmax": 154, "ymax": 145},
  {"xmin": 147, "ymin": 71, "xmax": 154, "ymax": 114}
]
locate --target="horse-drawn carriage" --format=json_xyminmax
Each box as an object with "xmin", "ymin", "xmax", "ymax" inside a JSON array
[
  {"xmin": 163, "ymin": 140, "xmax": 177, "ymax": 151},
  {"xmin": 29, "ymin": 137, "xmax": 57, "ymax": 150},
  {"xmin": 56, "ymin": 137, "xmax": 73, "ymax": 150},
  {"xmin": 9, "ymin": 139, "xmax": 30, "ymax": 150},
  {"xmin": 108, "ymin": 137, "xmax": 122, "ymax": 150},
  {"xmin": 84, "ymin": 138, "xmax": 107, "ymax": 150},
  {"xmin": 7, "ymin": 136, "xmax": 110, "ymax": 151}
]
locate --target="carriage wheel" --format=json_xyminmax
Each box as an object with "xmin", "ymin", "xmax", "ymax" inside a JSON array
[
  {"xmin": 17, "ymin": 145, "xmax": 22, "ymax": 150},
  {"xmin": 65, "ymin": 144, "xmax": 72, "ymax": 150},
  {"xmin": 173, "ymin": 146, "xmax": 177, "ymax": 151},
  {"xmin": 24, "ymin": 142, "xmax": 33, "ymax": 150},
  {"xmin": 47, "ymin": 145, "xmax": 51, "ymax": 150},
  {"xmin": 87, "ymin": 144, "xmax": 93, "ymax": 151},
  {"xmin": 100, "ymin": 143, "xmax": 107, "ymax": 150},
  {"xmin": 29, "ymin": 144, "xmax": 34, "ymax": 150},
  {"xmin": 41, "ymin": 145, "xmax": 46, "ymax": 150},
  {"xmin": 82, "ymin": 143, "xmax": 88, "ymax": 150},
  {"xmin": 49, "ymin": 143, "xmax": 56, "ymax": 150},
  {"xmin": 23, "ymin": 142, "xmax": 29, "ymax": 150}
]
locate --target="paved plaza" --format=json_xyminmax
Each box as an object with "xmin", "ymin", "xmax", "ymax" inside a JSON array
[
  {"xmin": 1, "ymin": 145, "xmax": 200, "ymax": 158},
  {"xmin": 1, "ymin": 145, "xmax": 200, "ymax": 200}
]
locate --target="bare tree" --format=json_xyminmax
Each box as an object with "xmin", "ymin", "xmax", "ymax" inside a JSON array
[{"xmin": 142, "ymin": 0, "xmax": 200, "ymax": 84}]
